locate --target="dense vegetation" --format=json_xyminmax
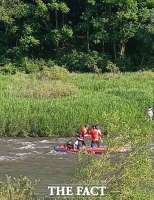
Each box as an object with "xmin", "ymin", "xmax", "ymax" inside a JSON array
[
  {"xmin": 0, "ymin": 0, "xmax": 154, "ymax": 72},
  {"xmin": 1, "ymin": 1, "xmax": 154, "ymax": 198},
  {"xmin": 0, "ymin": 69, "xmax": 153, "ymax": 137}
]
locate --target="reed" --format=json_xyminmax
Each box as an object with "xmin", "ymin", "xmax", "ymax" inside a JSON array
[{"xmin": 0, "ymin": 71, "xmax": 153, "ymax": 137}]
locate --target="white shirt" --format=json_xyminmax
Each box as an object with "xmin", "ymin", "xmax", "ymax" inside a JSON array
[
  {"xmin": 74, "ymin": 140, "xmax": 79, "ymax": 146},
  {"xmin": 147, "ymin": 108, "xmax": 153, "ymax": 116}
]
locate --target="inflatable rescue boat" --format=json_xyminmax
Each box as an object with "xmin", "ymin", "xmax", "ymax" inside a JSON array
[{"xmin": 54, "ymin": 144, "xmax": 129, "ymax": 153}]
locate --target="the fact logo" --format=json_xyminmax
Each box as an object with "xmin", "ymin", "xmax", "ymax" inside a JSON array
[{"xmin": 48, "ymin": 185, "xmax": 106, "ymax": 196}]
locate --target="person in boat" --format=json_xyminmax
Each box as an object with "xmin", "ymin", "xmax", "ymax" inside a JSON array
[
  {"xmin": 95, "ymin": 124, "xmax": 101, "ymax": 134},
  {"xmin": 147, "ymin": 106, "xmax": 153, "ymax": 121},
  {"xmin": 90, "ymin": 125, "xmax": 102, "ymax": 148},
  {"xmin": 79, "ymin": 124, "xmax": 90, "ymax": 138},
  {"xmin": 74, "ymin": 137, "xmax": 86, "ymax": 150},
  {"xmin": 66, "ymin": 140, "xmax": 74, "ymax": 149}
]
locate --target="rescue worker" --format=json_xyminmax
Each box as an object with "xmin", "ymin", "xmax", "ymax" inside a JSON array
[
  {"xmin": 90, "ymin": 125, "xmax": 102, "ymax": 148},
  {"xmin": 95, "ymin": 124, "xmax": 101, "ymax": 135},
  {"xmin": 79, "ymin": 124, "xmax": 90, "ymax": 138}
]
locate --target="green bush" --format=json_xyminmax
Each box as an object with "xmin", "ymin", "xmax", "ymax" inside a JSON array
[
  {"xmin": 36, "ymin": 65, "xmax": 70, "ymax": 80},
  {"xmin": 115, "ymin": 56, "xmax": 135, "ymax": 72},
  {"xmin": 0, "ymin": 175, "xmax": 39, "ymax": 200},
  {"xmin": 0, "ymin": 63, "xmax": 17, "ymax": 75},
  {"xmin": 59, "ymin": 50, "xmax": 107, "ymax": 73},
  {"xmin": 22, "ymin": 57, "xmax": 39, "ymax": 74}
]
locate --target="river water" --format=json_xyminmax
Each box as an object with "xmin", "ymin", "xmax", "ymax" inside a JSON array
[
  {"xmin": 0, "ymin": 137, "xmax": 153, "ymax": 197},
  {"xmin": 0, "ymin": 137, "xmax": 77, "ymax": 197}
]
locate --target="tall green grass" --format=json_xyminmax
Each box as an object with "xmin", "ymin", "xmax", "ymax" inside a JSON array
[
  {"xmin": 0, "ymin": 70, "xmax": 153, "ymax": 200},
  {"xmin": 0, "ymin": 71, "xmax": 153, "ymax": 138}
]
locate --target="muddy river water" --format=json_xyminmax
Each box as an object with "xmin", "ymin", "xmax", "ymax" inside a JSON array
[
  {"xmin": 0, "ymin": 137, "xmax": 78, "ymax": 197},
  {"xmin": 0, "ymin": 137, "xmax": 153, "ymax": 197}
]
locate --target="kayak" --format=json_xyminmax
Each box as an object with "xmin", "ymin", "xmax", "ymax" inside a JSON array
[{"xmin": 54, "ymin": 144, "xmax": 129, "ymax": 153}]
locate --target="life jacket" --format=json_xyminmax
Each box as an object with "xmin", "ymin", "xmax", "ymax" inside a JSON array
[
  {"xmin": 90, "ymin": 128, "xmax": 101, "ymax": 141},
  {"xmin": 79, "ymin": 127, "xmax": 88, "ymax": 137}
]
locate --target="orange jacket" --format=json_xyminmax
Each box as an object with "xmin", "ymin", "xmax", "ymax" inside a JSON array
[
  {"xmin": 79, "ymin": 126, "xmax": 89, "ymax": 137},
  {"xmin": 90, "ymin": 128, "xmax": 101, "ymax": 141}
]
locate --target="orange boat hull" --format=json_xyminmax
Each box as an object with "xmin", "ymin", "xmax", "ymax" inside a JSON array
[{"xmin": 54, "ymin": 145, "xmax": 128, "ymax": 153}]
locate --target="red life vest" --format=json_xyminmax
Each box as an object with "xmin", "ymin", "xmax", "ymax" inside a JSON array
[
  {"xmin": 90, "ymin": 128, "xmax": 101, "ymax": 141},
  {"xmin": 79, "ymin": 126, "xmax": 88, "ymax": 137}
]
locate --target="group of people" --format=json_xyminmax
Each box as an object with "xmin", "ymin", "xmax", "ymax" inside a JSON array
[
  {"xmin": 66, "ymin": 106, "xmax": 153, "ymax": 150},
  {"xmin": 72, "ymin": 124, "xmax": 102, "ymax": 150}
]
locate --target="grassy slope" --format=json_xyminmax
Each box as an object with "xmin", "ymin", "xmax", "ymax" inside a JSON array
[{"xmin": 0, "ymin": 71, "xmax": 153, "ymax": 138}]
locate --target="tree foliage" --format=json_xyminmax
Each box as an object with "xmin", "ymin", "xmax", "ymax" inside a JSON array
[{"xmin": 0, "ymin": 0, "xmax": 154, "ymax": 71}]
